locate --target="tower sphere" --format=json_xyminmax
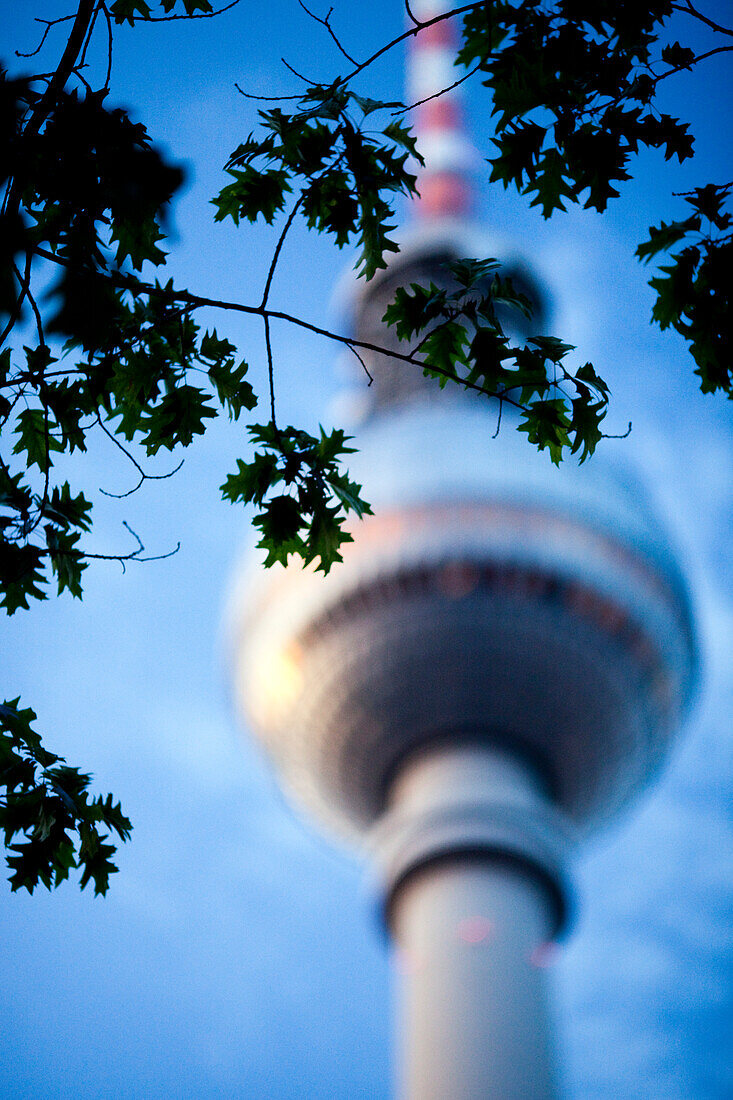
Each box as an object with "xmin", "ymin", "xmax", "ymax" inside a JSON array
[{"xmin": 229, "ymin": 227, "xmax": 696, "ymax": 844}]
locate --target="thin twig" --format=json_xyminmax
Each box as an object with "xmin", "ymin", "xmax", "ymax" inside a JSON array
[
  {"xmin": 263, "ymin": 313, "xmax": 277, "ymax": 427},
  {"xmin": 346, "ymin": 342, "xmax": 374, "ymax": 385},
  {"xmin": 239, "ymin": 2, "xmax": 485, "ymax": 100},
  {"xmin": 14, "ymin": 261, "xmax": 52, "ymax": 536},
  {"xmin": 299, "ymin": 0, "xmax": 358, "ymax": 63},
  {"xmin": 492, "ymin": 395, "xmax": 503, "ymax": 438},
  {"xmin": 404, "ymin": 1, "xmax": 421, "ymax": 28},
  {"xmin": 601, "ymin": 422, "xmax": 632, "ymax": 440},
  {"xmin": 234, "ymin": 83, "xmax": 303, "ymax": 102},
  {"xmin": 281, "ymin": 57, "xmax": 319, "ymax": 85},
  {"xmin": 0, "ymin": 251, "xmax": 33, "ymax": 350},
  {"xmin": 143, "ymin": 0, "xmax": 243, "ymax": 22},
  {"xmin": 96, "ymin": 414, "xmax": 185, "ymax": 498},
  {"xmin": 79, "ymin": 1, "xmax": 101, "ymax": 71},
  {"xmin": 393, "ymin": 61, "xmax": 482, "ymax": 114},
  {"xmin": 15, "ymin": 15, "xmax": 75, "ymax": 59},
  {"xmin": 72, "ymin": 521, "xmax": 180, "ymax": 573},
  {"xmin": 72, "ymin": 66, "xmax": 94, "ymax": 95},
  {"xmin": 341, "ymin": 3, "xmax": 484, "ymax": 85},
  {"xmin": 298, "ymin": 0, "xmax": 358, "ymax": 65},
  {"xmin": 673, "ymin": 180, "xmax": 733, "ymax": 197},
  {"xmin": 671, "ymin": 1, "xmax": 733, "ymax": 37},
  {"xmin": 21, "ymin": 0, "xmax": 96, "ymax": 144},
  {"xmin": 104, "ymin": 277, "xmax": 528, "ymax": 410},
  {"xmin": 260, "ymin": 196, "xmax": 302, "ymax": 309},
  {"xmin": 100, "ymin": 2, "xmax": 113, "ymax": 89},
  {"xmin": 654, "ymin": 44, "xmax": 733, "ymax": 84},
  {"xmin": 13, "ymin": 260, "xmax": 45, "ymax": 350}
]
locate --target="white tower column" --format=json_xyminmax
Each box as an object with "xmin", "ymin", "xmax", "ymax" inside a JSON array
[{"xmin": 374, "ymin": 745, "xmax": 568, "ymax": 1100}]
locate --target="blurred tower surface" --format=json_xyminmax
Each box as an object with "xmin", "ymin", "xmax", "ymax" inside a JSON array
[{"xmin": 229, "ymin": 3, "xmax": 697, "ymax": 1097}]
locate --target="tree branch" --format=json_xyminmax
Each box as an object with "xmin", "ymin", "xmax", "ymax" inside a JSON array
[
  {"xmin": 144, "ymin": 0, "xmax": 243, "ymax": 22},
  {"xmin": 671, "ymin": 1, "xmax": 733, "ymax": 37},
  {"xmin": 393, "ymin": 61, "xmax": 482, "ymax": 114},
  {"xmin": 15, "ymin": 15, "xmax": 75, "ymax": 60},
  {"xmin": 263, "ymin": 313, "xmax": 277, "ymax": 428},
  {"xmin": 95, "ymin": 415, "xmax": 184, "ymax": 499},
  {"xmin": 65, "ymin": 521, "xmax": 180, "ymax": 571},
  {"xmin": 654, "ymin": 43, "xmax": 733, "ymax": 84},
  {"xmin": 260, "ymin": 196, "xmax": 302, "ymax": 309},
  {"xmin": 297, "ymin": 1, "xmax": 358, "ymax": 66}
]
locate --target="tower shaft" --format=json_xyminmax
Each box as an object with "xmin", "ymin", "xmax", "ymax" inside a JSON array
[
  {"xmin": 394, "ymin": 861, "xmax": 557, "ymax": 1099},
  {"xmin": 375, "ymin": 744, "xmax": 566, "ymax": 1099}
]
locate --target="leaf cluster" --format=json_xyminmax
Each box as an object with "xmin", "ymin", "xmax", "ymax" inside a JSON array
[
  {"xmin": 109, "ymin": 0, "xmax": 214, "ymax": 24},
  {"xmin": 1, "ymin": 699, "xmax": 131, "ymax": 894},
  {"xmin": 213, "ymin": 85, "xmax": 422, "ymax": 279},
  {"xmin": 636, "ymin": 183, "xmax": 733, "ymax": 398},
  {"xmin": 459, "ymin": 2, "xmax": 694, "ymax": 216},
  {"xmin": 0, "ymin": 66, "xmax": 262, "ymax": 617},
  {"xmin": 221, "ymin": 422, "xmax": 371, "ymax": 572},
  {"xmin": 383, "ymin": 258, "xmax": 610, "ymax": 464}
]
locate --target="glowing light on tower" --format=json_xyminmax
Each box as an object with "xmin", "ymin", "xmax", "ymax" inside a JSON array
[{"xmin": 228, "ymin": 3, "xmax": 697, "ymax": 1096}]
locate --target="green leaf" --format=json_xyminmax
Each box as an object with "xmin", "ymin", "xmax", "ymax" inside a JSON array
[
  {"xmin": 649, "ymin": 247, "xmax": 699, "ymax": 330},
  {"xmin": 45, "ymin": 526, "xmax": 87, "ymax": 599},
  {"xmin": 301, "ymin": 172, "xmax": 359, "ymax": 247},
  {"xmin": 684, "ymin": 183, "xmax": 732, "ymax": 230},
  {"xmin": 660, "ymin": 43, "xmax": 695, "ymax": 70},
  {"xmin": 575, "ymin": 362, "xmax": 610, "ymax": 399},
  {"xmin": 221, "ymin": 453, "xmax": 281, "ymax": 507},
  {"xmin": 139, "ymin": 384, "xmax": 217, "ymax": 454},
  {"xmin": 383, "ymin": 283, "xmax": 448, "ymax": 341},
  {"xmin": 257, "ymin": 494, "xmax": 302, "ymax": 545},
  {"xmin": 213, "ymin": 168, "xmax": 291, "ymax": 226},
  {"xmin": 12, "ymin": 407, "xmax": 64, "ymax": 471},
  {"xmin": 111, "ymin": 215, "xmax": 167, "ymax": 269},
  {"xmin": 570, "ymin": 397, "xmax": 606, "ymax": 463},
  {"xmin": 0, "ymin": 542, "xmax": 47, "ymax": 614},
  {"xmin": 448, "ymin": 258, "xmax": 501, "ymax": 289},
  {"xmin": 420, "ymin": 322, "xmax": 469, "ymax": 386},
  {"xmin": 109, "ymin": 0, "xmax": 152, "ymax": 25},
  {"xmin": 307, "ymin": 504, "xmax": 350, "ymax": 573},
  {"xmin": 383, "ymin": 120, "xmax": 424, "ymax": 165},
  {"xmin": 528, "ymin": 335, "xmax": 576, "ymax": 362},
  {"xmin": 635, "ymin": 216, "xmax": 700, "ymax": 263},
  {"xmin": 517, "ymin": 399, "xmax": 572, "ymax": 465},
  {"xmin": 326, "ymin": 473, "xmax": 372, "ymax": 518},
  {"xmin": 525, "ymin": 149, "xmax": 578, "ymax": 217},
  {"xmin": 1, "ymin": 699, "xmax": 131, "ymax": 894},
  {"xmin": 208, "ymin": 359, "xmax": 256, "ymax": 420},
  {"xmin": 351, "ymin": 93, "xmax": 391, "ymax": 117}
]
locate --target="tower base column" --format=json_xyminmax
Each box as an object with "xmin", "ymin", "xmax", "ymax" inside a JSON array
[{"xmin": 371, "ymin": 744, "xmax": 571, "ymax": 1100}]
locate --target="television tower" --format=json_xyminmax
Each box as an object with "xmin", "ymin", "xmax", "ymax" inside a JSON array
[{"xmin": 229, "ymin": 3, "xmax": 697, "ymax": 1096}]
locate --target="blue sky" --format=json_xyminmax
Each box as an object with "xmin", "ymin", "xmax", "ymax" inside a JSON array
[{"xmin": 2, "ymin": 2, "xmax": 732, "ymax": 1097}]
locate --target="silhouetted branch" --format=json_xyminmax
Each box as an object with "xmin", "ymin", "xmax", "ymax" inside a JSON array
[
  {"xmin": 70, "ymin": 521, "xmax": 180, "ymax": 573},
  {"xmin": 96, "ymin": 415, "xmax": 185, "ymax": 499},
  {"xmin": 281, "ymin": 57, "xmax": 319, "ymax": 85},
  {"xmin": 263, "ymin": 313, "xmax": 277, "ymax": 428},
  {"xmin": 260, "ymin": 197, "xmax": 302, "ymax": 310},
  {"xmin": 393, "ymin": 61, "xmax": 482, "ymax": 114},
  {"xmin": 346, "ymin": 342, "xmax": 374, "ymax": 385},
  {"xmin": 144, "ymin": 0, "xmax": 243, "ymax": 22},
  {"xmin": 671, "ymin": 1, "xmax": 733, "ymax": 37},
  {"xmin": 15, "ymin": 14, "xmax": 75, "ymax": 59},
  {"xmin": 297, "ymin": 1, "xmax": 358, "ymax": 66}
]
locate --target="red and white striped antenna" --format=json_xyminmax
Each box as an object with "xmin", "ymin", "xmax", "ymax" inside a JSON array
[{"xmin": 407, "ymin": 0, "xmax": 476, "ymax": 220}]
